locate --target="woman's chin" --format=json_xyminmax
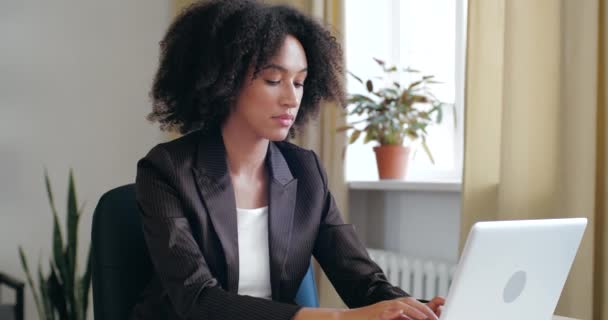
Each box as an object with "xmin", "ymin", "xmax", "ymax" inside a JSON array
[{"xmin": 264, "ymin": 128, "xmax": 291, "ymax": 141}]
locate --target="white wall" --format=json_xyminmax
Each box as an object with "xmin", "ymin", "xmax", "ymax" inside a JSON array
[
  {"xmin": 0, "ymin": 1, "xmax": 171, "ymax": 319},
  {"xmin": 349, "ymin": 189, "xmax": 462, "ymax": 264}
]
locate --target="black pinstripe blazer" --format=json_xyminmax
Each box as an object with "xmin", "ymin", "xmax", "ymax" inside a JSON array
[{"xmin": 132, "ymin": 129, "xmax": 409, "ymax": 320}]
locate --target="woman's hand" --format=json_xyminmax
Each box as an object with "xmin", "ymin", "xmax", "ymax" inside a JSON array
[
  {"xmin": 393, "ymin": 296, "xmax": 445, "ymax": 319},
  {"xmin": 377, "ymin": 307, "xmax": 415, "ymax": 320},
  {"xmin": 341, "ymin": 297, "xmax": 440, "ymax": 320},
  {"xmin": 293, "ymin": 296, "xmax": 446, "ymax": 320}
]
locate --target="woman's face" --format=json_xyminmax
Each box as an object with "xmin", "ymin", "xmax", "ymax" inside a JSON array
[{"xmin": 226, "ymin": 35, "xmax": 308, "ymax": 141}]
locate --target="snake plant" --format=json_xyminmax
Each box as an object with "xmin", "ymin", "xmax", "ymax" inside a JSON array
[{"xmin": 18, "ymin": 169, "xmax": 91, "ymax": 320}]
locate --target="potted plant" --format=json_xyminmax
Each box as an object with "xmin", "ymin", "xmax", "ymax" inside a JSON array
[
  {"xmin": 18, "ymin": 170, "xmax": 91, "ymax": 320},
  {"xmin": 341, "ymin": 58, "xmax": 446, "ymax": 179}
]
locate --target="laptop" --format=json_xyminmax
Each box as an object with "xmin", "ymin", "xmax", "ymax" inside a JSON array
[{"xmin": 439, "ymin": 218, "xmax": 587, "ymax": 320}]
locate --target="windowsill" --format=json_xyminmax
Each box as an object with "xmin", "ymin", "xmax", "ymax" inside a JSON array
[{"xmin": 348, "ymin": 180, "xmax": 462, "ymax": 192}]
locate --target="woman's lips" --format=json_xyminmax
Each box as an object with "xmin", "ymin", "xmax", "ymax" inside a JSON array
[{"xmin": 273, "ymin": 114, "xmax": 294, "ymax": 127}]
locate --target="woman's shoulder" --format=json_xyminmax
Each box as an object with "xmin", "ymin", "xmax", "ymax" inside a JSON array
[{"xmin": 140, "ymin": 129, "xmax": 203, "ymax": 166}]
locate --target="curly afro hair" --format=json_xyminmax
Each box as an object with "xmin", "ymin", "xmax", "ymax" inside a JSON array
[{"xmin": 148, "ymin": 0, "xmax": 345, "ymax": 135}]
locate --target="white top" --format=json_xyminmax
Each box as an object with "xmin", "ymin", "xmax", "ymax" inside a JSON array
[{"xmin": 236, "ymin": 206, "xmax": 272, "ymax": 299}]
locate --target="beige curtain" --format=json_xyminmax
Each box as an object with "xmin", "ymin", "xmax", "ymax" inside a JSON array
[
  {"xmin": 463, "ymin": 0, "xmax": 607, "ymax": 319},
  {"xmin": 173, "ymin": 0, "xmax": 348, "ymax": 309},
  {"xmin": 174, "ymin": 0, "xmax": 196, "ymax": 13}
]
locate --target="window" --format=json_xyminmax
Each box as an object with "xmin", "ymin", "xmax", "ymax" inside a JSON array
[{"xmin": 344, "ymin": 0, "xmax": 467, "ymax": 182}]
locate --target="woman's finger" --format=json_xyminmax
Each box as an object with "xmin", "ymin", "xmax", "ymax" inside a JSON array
[
  {"xmin": 427, "ymin": 296, "xmax": 446, "ymax": 314},
  {"xmin": 398, "ymin": 297, "xmax": 439, "ymax": 320},
  {"xmin": 400, "ymin": 303, "xmax": 435, "ymax": 320},
  {"xmin": 379, "ymin": 308, "xmax": 413, "ymax": 320}
]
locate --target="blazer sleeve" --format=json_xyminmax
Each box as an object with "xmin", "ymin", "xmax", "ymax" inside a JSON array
[
  {"xmin": 136, "ymin": 145, "xmax": 301, "ymax": 320},
  {"xmin": 310, "ymin": 151, "xmax": 410, "ymax": 308}
]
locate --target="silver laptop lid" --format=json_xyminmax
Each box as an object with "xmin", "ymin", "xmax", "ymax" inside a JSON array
[{"xmin": 440, "ymin": 218, "xmax": 587, "ymax": 320}]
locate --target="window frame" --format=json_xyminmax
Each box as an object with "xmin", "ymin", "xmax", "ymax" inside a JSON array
[{"xmin": 343, "ymin": 0, "xmax": 468, "ymax": 183}]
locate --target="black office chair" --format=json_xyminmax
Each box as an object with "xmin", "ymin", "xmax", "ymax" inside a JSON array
[
  {"xmin": 92, "ymin": 184, "xmax": 318, "ymax": 320},
  {"xmin": 0, "ymin": 272, "xmax": 24, "ymax": 320},
  {"xmin": 91, "ymin": 184, "xmax": 153, "ymax": 320}
]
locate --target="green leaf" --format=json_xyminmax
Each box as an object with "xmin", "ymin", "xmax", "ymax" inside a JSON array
[
  {"xmin": 373, "ymin": 57, "xmax": 385, "ymax": 66},
  {"xmin": 368, "ymin": 114, "xmax": 388, "ymax": 125},
  {"xmin": 45, "ymin": 171, "xmax": 67, "ymax": 293},
  {"xmin": 403, "ymin": 67, "xmax": 421, "ymax": 73},
  {"xmin": 422, "ymin": 90, "xmax": 440, "ymax": 102},
  {"xmin": 347, "ymin": 71, "xmax": 364, "ymax": 84},
  {"xmin": 74, "ymin": 284, "xmax": 83, "ymax": 320},
  {"xmin": 18, "ymin": 247, "xmax": 45, "ymax": 319},
  {"xmin": 411, "ymin": 94, "xmax": 429, "ymax": 103},
  {"xmin": 349, "ymin": 130, "xmax": 362, "ymax": 144},
  {"xmin": 385, "ymin": 66, "xmax": 398, "ymax": 72},
  {"xmin": 50, "ymin": 209, "xmax": 70, "ymax": 317},
  {"xmin": 80, "ymin": 245, "xmax": 93, "ymax": 319},
  {"xmin": 406, "ymin": 129, "xmax": 419, "ymax": 140},
  {"xmin": 400, "ymin": 91, "xmax": 410, "ymax": 103},
  {"xmin": 378, "ymin": 87, "xmax": 400, "ymax": 98},
  {"xmin": 422, "ymin": 137, "xmax": 435, "ymax": 164},
  {"xmin": 38, "ymin": 259, "xmax": 52, "ymax": 320},
  {"xmin": 408, "ymin": 80, "xmax": 424, "ymax": 90},
  {"xmin": 436, "ymin": 105, "xmax": 443, "ymax": 123},
  {"xmin": 426, "ymin": 80, "xmax": 442, "ymax": 84},
  {"xmin": 64, "ymin": 169, "xmax": 78, "ymax": 295},
  {"xmin": 347, "ymin": 94, "xmax": 376, "ymax": 104},
  {"xmin": 48, "ymin": 264, "xmax": 68, "ymax": 320},
  {"xmin": 366, "ymin": 80, "xmax": 374, "ymax": 92},
  {"xmin": 44, "ymin": 169, "xmax": 59, "ymax": 220},
  {"xmin": 363, "ymin": 131, "xmax": 376, "ymax": 144}
]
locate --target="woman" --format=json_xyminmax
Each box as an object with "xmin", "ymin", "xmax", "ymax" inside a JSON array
[{"xmin": 134, "ymin": 1, "xmax": 444, "ymax": 319}]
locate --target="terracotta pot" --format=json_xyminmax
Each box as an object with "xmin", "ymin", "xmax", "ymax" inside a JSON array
[{"xmin": 373, "ymin": 145, "xmax": 411, "ymax": 179}]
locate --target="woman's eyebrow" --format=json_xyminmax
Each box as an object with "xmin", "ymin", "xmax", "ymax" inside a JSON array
[{"xmin": 262, "ymin": 64, "xmax": 308, "ymax": 73}]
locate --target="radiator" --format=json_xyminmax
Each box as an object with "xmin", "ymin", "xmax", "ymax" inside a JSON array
[{"xmin": 367, "ymin": 248, "xmax": 457, "ymax": 300}]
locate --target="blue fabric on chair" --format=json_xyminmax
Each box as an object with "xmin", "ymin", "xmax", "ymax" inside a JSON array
[
  {"xmin": 294, "ymin": 264, "xmax": 319, "ymax": 307},
  {"xmin": 92, "ymin": 184, "xmax": 319, "ymax": 320}
]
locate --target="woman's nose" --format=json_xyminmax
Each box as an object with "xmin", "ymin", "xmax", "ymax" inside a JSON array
[{"xmin": 280, "ymin": 83, "xmax": 300, "ymax": 108}]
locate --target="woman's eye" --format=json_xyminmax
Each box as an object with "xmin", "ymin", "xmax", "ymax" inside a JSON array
[
  {"xmin": 294, "ymin": 82, "xmax": 304, "ymax": 88},
  {"xmin": 265, "ymin": 80, "xmax": 280, "ymax": 85}
]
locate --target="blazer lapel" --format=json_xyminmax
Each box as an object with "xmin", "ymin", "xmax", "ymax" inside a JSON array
[
  {"xmin": 266, "ymin": 143, "xmax": 297, "ymax": 300},
  {"xmin": 191, "ymin": 132, "xmax": 240, "ymax": 293},
  {"xmin": 191, "ymin": 132, "xmax": 298, "ymax": 299}
]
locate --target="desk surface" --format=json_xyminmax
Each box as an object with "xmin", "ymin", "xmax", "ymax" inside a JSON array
[{"xmin": 554, "ymin": 316, "xmax": 577, "ymax": 320}]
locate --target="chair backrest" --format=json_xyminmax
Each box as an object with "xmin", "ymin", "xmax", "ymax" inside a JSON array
[
  {"xmin": 91, "ymin": 184, "xmax": 153, "ymax": 320},
  {"xmin": 92, "ymin": 184, "xmax": 318, "ymax": 319}
]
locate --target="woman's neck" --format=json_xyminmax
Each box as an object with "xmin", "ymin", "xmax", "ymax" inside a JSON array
[{"xmin": 221, "ymin": 124, "xmax": 269, "ymax": 178}]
